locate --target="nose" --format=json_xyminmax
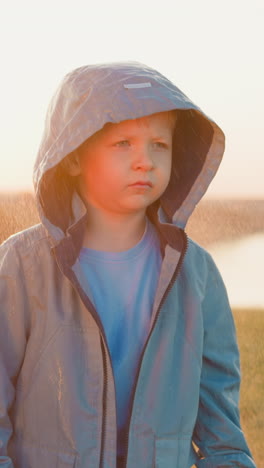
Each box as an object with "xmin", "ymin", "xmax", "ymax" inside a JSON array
[{"xmin": 132, "ymin": 145, "xmax": 154, "ymax": 171}]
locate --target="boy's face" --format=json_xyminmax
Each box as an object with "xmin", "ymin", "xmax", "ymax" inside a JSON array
[{"xmin": 76, "ymin": 112, "xmax": 174, "ymax": 219}]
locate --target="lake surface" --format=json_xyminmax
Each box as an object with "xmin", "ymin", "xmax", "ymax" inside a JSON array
[{"xmin": 208, "ymin": 233, "xmax": 264, "ymax": 308}]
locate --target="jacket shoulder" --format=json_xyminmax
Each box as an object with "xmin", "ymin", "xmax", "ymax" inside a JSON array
[
  {"xmin": 1, "ymin": 223, "xmax": 48, "ymax": 247},
  {"xmin": 0, "ymin": 224, "xmax": 51, "ymax": 275},
  {"xmin": 183, "ymin": 235, "xmax": 225, "ymax": 291},
  {"xmin": 185, "ymin": 236, "xmax": 215, "ymax": 267}
]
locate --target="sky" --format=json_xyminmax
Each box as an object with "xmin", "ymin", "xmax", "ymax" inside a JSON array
[{"xmin": 0, "ymin": 0, "xmax": 263, "ymax": 198}]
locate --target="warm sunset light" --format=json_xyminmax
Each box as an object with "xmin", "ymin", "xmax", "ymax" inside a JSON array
[
  {"xmin": 0, "ymin": 3, "xmax": 263, "ymax": 466},
  {"xmin": 0, "ymin": 0, "xmax": 263, "ymax": 198}
]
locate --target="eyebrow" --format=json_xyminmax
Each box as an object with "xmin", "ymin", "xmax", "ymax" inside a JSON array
[
  {"xmin": 152, "ymin": 134, "xmax": 172, "ymax": 139},
  {"xmin": 110, "ymin": 133, "xmax": 172, "ymax": 140}
]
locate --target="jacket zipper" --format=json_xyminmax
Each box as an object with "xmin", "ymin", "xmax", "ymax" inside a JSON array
[
  {"xmin": 99, "ymin": 335, "xmax": 108, "ymax": 468},
  {"xmin": 120, "ymin": 231, "xmax": 189, "ymax": 468},
  {"xmin": 63, "ymin": 230, "xmax": 188, "ymax": 468},
  {"xmin": 62, "ymin": 268, "xmax": 116, "ymax": 468}
]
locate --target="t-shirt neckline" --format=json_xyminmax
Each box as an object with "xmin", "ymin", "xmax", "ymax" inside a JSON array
[{"xmin": 79, "ymin": 219, "xmax": 156, "ymax": 262}]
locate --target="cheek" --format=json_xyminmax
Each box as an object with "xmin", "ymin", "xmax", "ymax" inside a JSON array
[
  {"xmin": 79, "ymin": 156, "xmax": 102, "ymax": 185},
  {"xmin": 167, "ymin": 153, "xmax": 173, "ymax": 171},
  {"xmin": 81, "ymin": 164, "xmax": 122, "ymax": 194},
  {"xmin": 160, "ymin": 154, "xmax": 172, "ymax": 179}
]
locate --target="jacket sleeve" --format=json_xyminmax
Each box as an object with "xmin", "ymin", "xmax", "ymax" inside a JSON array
[
  {"xmin": 192, "ymin": 253, "xmax": 256, "ymax": 468},
  {"xmin": 0, "ymin": 241, "xmax": 29, "ymax": 468}
]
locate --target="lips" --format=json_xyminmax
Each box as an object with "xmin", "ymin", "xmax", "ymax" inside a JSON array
[{"xmin": 129, "ymin": 181, "xmax": 153, "ymax": 187}]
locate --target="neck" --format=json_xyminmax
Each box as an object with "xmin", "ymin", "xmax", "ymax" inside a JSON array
[{"xmin": 82, "ymin": 208, "xmax": 147, "ymax": 252}]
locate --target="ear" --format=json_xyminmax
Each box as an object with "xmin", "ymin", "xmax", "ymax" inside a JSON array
[{"xmin": 62, "ymin": 151, "xmax": 81, "ymax": 176}]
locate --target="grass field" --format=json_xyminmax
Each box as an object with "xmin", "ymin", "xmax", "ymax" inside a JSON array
[
  {"xmin": 233, "ymin": 308, "xmax": 264, "ymax": 467},
  {"xmin": 0, "ymin": 193, "xmax": 263, "ymax": 466}
]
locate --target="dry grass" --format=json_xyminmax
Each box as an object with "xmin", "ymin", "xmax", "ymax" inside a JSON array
[
  {"xmin": 186, "ymin": 198, "xmax": 264, "ymax": 247},
  {"xmin": 0, "ymin": 192, "xmax": 39, "ymax": 244},
  {"xmin": 233, "ymin": 308, "xmax": 264, "ymax": 468},
  {"xmin": 1, "ymin": 192, "xmax": 264, "ymax": 247}
]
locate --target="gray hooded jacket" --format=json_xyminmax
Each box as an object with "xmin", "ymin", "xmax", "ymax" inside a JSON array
[{"xmin": 0, "ymin": 62, "xmax": 256, "ymax": 468}]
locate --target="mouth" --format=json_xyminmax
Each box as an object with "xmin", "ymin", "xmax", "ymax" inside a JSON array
[{"xmin": 129, "ymin": 181, "xmax": 153, "ymax": 188}]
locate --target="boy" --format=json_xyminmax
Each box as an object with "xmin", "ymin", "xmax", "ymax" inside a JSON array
[{"xmin": 0, "ymin": 62, "xmax": 256, "ymax": 467}]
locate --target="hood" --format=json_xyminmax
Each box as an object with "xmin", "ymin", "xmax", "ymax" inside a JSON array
[{"xmin": 33, "ymin": 61, "xmax": 225, "ymax": 245}]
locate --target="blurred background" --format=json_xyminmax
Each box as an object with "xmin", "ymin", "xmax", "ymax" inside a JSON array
[
  {"xmin": 0, "ymin": 0, "xmax": 263, "ymax": 464},
  {"xmin": 1, "ymin": 0, "xmax": 264, "ymax": 309}
]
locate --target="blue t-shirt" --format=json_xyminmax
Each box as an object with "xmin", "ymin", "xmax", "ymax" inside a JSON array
[{"xmin": 78, "ymin": 219, "xmax": 162, "ymax": 455}]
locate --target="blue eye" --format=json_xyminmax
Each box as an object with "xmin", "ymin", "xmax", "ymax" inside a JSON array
[
  {"xmin": 115, "ymin": 140, "xmax": 130, "ymax": 147},
  {"xmin": 153, "ymin": 141, "xmax": 168, "ymax": 149}
]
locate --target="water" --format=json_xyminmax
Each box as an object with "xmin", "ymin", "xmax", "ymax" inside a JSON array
[{"xmin": 208, "ymin": 233, "xmax": 264, "ymax": 308}]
